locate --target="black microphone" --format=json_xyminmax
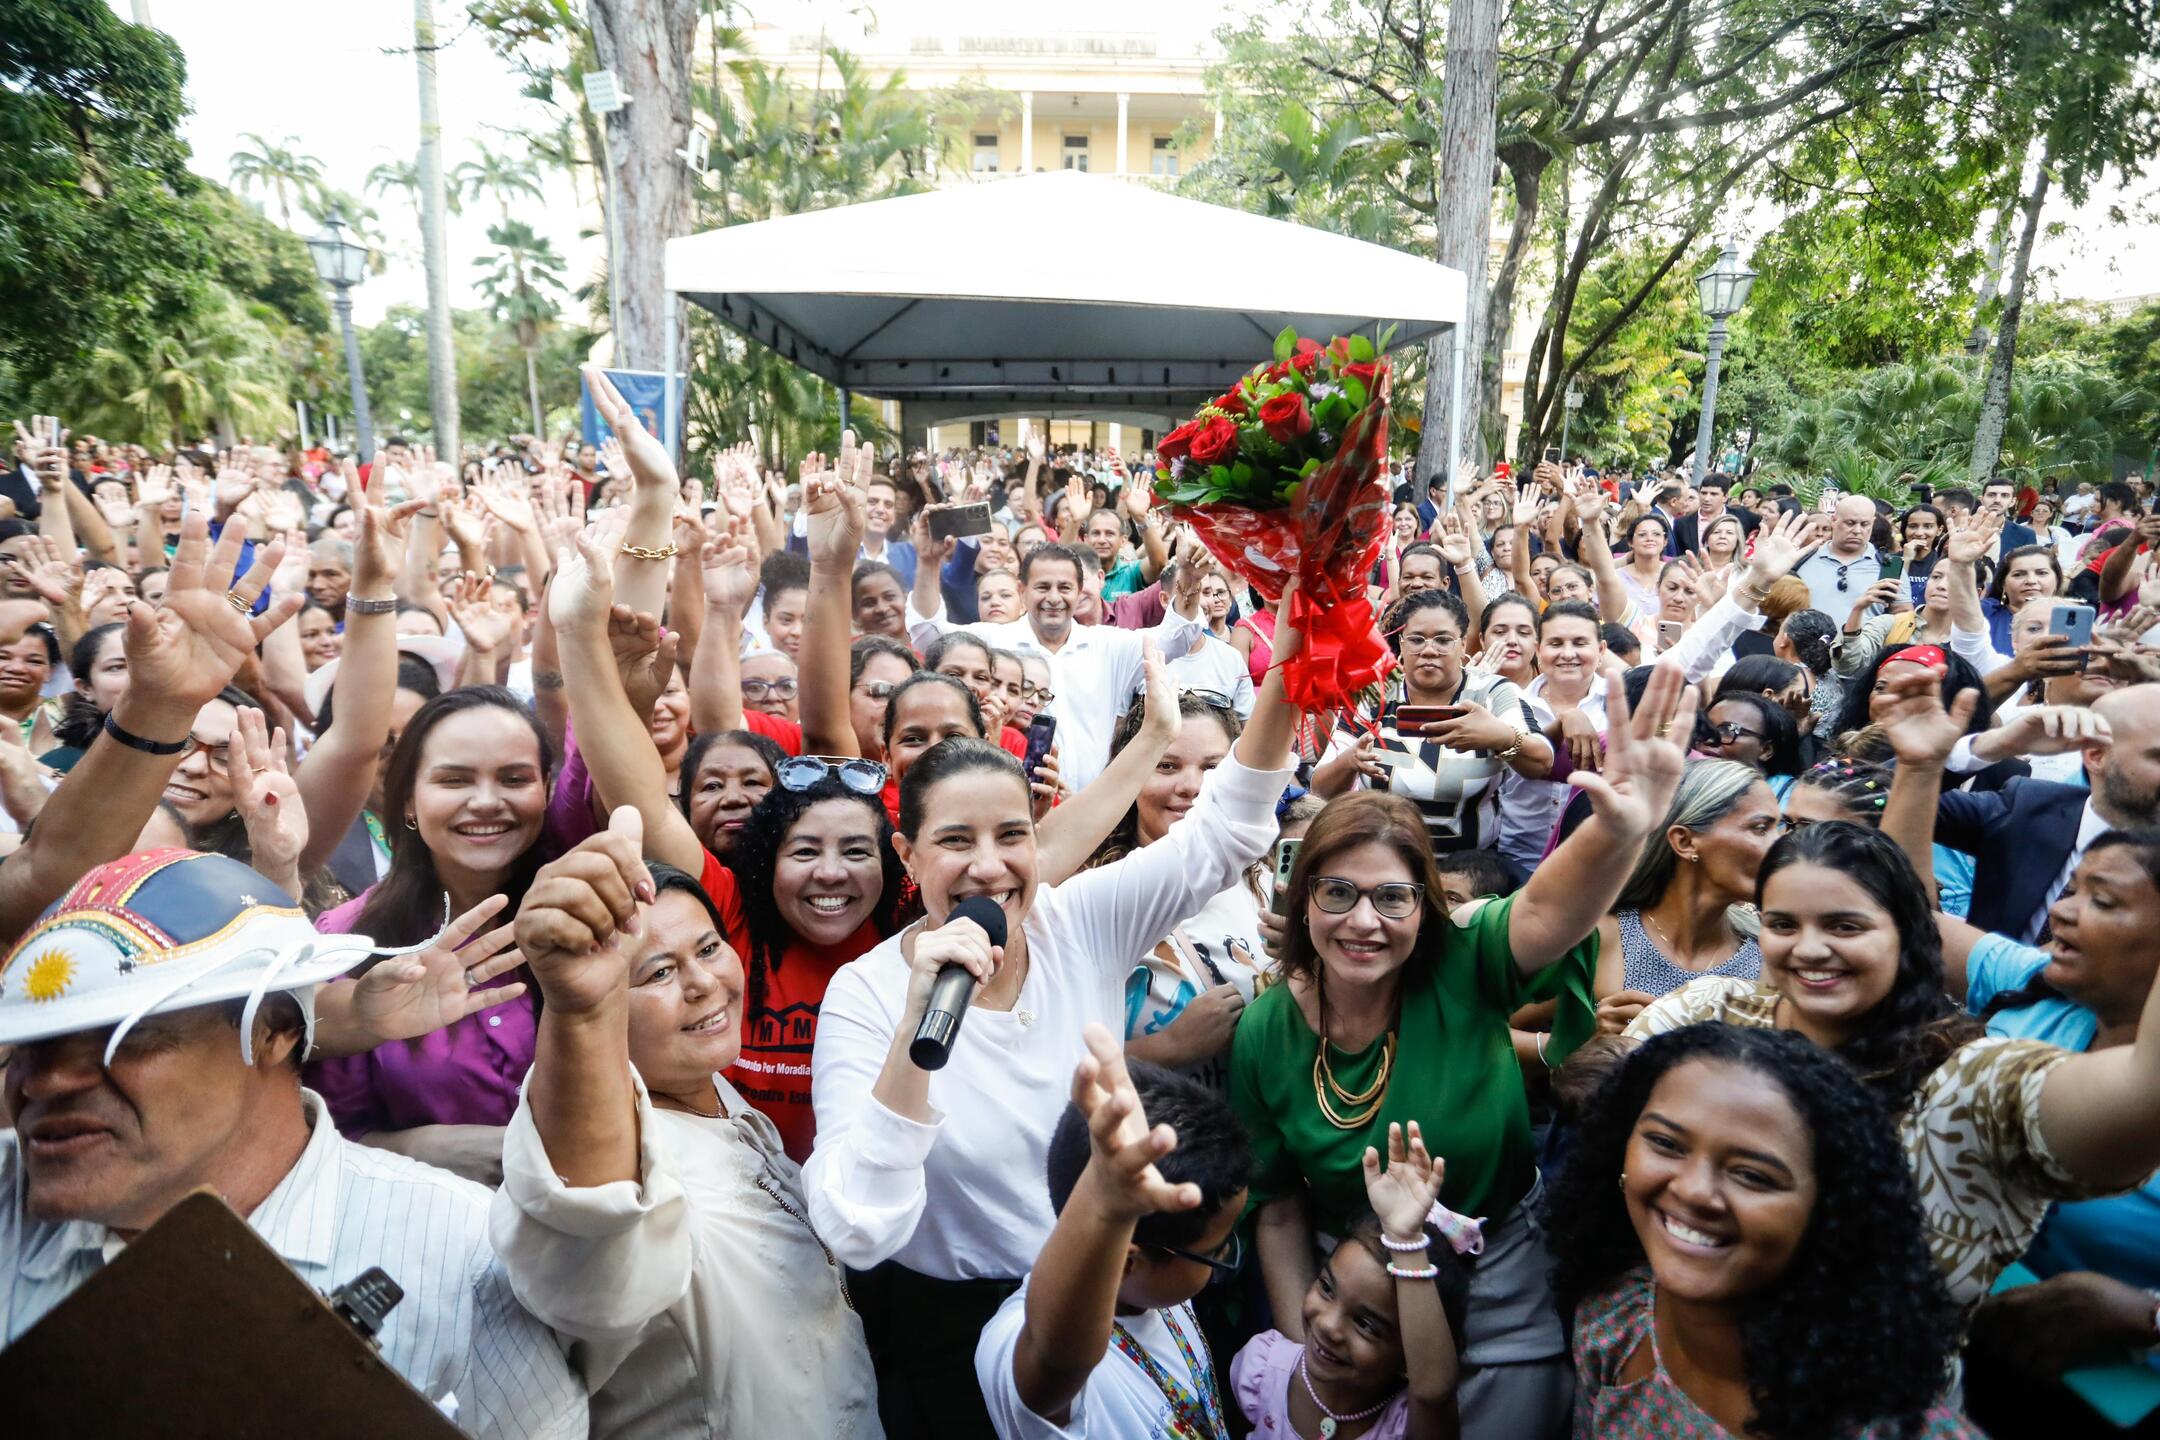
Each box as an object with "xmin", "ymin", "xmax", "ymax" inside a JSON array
[{"xmin": 908, "ymin": 895, "xmax": 1009, "ymax": 1071}]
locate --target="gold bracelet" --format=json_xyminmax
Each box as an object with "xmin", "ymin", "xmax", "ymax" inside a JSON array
[{"xmin": 618, "ymin": 542, "xmax": 678, "ymax": 561}]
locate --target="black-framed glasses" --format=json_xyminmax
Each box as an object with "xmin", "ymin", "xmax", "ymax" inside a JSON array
[
  {"xmin": 1309, "ymin": 876, "xmax": 1424, "ymax": 919},
  {"xmin": 1154, "ymin": 1229, "xmax": 1244, "ymax": 1276},
  {"xmin": 741, "ymin": 677, "xmax": 799, "ymax": 700},
  {"xmin": 777, "ymin": 755, "xmax": 887, "ymax": 795},
  {"xmin": 1706, "ymin": 721, "xmax": 1764, "ymax": 745},
  {"xmin": 1021, "ymin": 681, "xmax": 1055, "ymax": 704}
]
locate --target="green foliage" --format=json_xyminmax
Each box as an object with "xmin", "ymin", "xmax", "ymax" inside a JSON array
[
  {"xmin": 0, "ymin": 0, "xmax": 330, "ymax": 441},
  {"xmin": 361, "ymin": 304, "xmax": 592, "ymax": 442}
]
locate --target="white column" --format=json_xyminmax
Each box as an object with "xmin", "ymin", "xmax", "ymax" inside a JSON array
[
  {"xmin": 1109, "ymin": 422, "xmax": 1124, "ymax": 454},
  {"xmin": 1116, "ymin": 93, "xmax": 1130, "ymax": 177},
  {"xmin": 1214, "ymin": 106, "xmax": 1225, "ymax": 140},
  {"xmin": 1020, "ymin": 91, "xmax": 1034, "ymax": 172}
]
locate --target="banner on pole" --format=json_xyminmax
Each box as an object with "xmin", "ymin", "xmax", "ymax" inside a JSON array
[{"xmin": 580, "ymin": 369, "xmax": 686, "ymax": 450}]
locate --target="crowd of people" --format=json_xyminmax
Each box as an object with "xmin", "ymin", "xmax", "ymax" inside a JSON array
[{"xmin": 3, "ymin": 389, "xmax": 2160, "ymax": 1440}]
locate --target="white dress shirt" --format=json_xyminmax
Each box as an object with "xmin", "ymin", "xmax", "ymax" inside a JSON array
[
  {"xmin": 907, "ymin": 600, "xmax": 1205, "ymax": 789},
  {"xmin": 2, "ymin": 1092, "xmax": 585, "ymax": 1440},
  {"xmin": 491, "ymin": 1071, "xmax": 881, "ymax": 1439},
  {"xmin": 803, "ymin": 752, "xmax": 1292, "ymax": 1281},
  {"xmin": 2025, "ymin": 797, "xmax": 2113, "ymax": 943}
]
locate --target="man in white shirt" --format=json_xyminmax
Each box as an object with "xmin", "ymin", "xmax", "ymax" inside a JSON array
[
  {"xmin": 1793, "ymin": 495, "xmax": 1883, "ymax": 621},
  {"xmin": 0, "ymin": 851, "xmax": 584, "ymax": 1438},
  {"xmin": 919, "ymin": 542, "xmax": 1207, "ymax": 788}
]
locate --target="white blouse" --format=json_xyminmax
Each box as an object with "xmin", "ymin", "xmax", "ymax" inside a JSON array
[
  {"xmin": 491, "ymin": 1072, "xmax": 881, "ymax": 1439},
  {"xmin": 803, "ymin": 752, "xmax": 1293, "ymax": 1281}
]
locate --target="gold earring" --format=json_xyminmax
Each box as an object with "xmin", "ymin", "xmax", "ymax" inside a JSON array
[{"xmin": 404, "ymin": 815, "xmax": 418, "ymax": 829}]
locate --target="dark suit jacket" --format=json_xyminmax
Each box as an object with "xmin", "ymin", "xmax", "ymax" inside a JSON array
[
  {"xmin": 1998, "ymin": 522, "xmax": 2038, "ymax": 556},
  {"xmin": 1934, "ymin": 776, "xmax": 2087, "ymax": 937}
]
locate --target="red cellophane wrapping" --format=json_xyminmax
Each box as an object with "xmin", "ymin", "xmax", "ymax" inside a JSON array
[{"xmin": 1165, "ymin": 371, "xmax": 1396, "ymax": 712}]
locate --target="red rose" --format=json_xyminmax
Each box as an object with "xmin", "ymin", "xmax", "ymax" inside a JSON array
[
  {"xmin": 1157, "ymin": 420, "xmax": 1201, "ymax": 465},
  {"xmin": 1265, "ymin": 361, "xmax": 1290, "ymax": 381},
  {"xmin": 1343, "ymin": 361, "xmax": 1381, "ymax": 386},
  {"xmin": 1288, "ymin": 338, "xmax": 1323, "ymax": 375},
  {"xmin": 1213, "ymin": 390, "xmax": 1248, "ymax": 416},
  {"xmin": 1258, "ymin": 392, "xmax": 1313, "ymax": 444},
  {"xmin": 1326, "ymin": 336, "xmax": 1353, "ymax": 361},
  {"xmin": 1188, "ymin": 415, "xmax": 1240, "ymax": 468}
]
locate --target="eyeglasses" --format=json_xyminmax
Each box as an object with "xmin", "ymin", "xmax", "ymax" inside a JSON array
[
  {"xmin": 1020, "ymin": 682, "xmax": 1055, "ymax": 704},
  {"xmin": 1706, "ymin": 721, "xmax": 1764, "ymax": 745},
  {"xmin": 856, "ymin": 679, "xmax": 899, "ymax": 701},
  {"xmin": 183, "ymin": 733, "xmax": 234, "ymax": 772},
  {"xmin": 1308, "ymin": 876, "xmax": 1425, "ymax": 920},
  {"xmin": 777, "ymin": 755, "xmax": 887, "ymax": 795},
  {"xmin": 1399, "ymin": 633, "xmax": 1460, "ymax": 654},
  {"xmin": 741, "ymin": 677, "xmax": 799, "ymax": 701},
  {"xmin": 1182, "ymin": 688, "xmax": 1234, "ymax": 710},
  {"xmin": 1153, "ymin": 1229, "xmax": 1244, "ymax": 1276}
]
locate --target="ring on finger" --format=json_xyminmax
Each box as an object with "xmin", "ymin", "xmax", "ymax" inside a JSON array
[{"xmin": 225, "ymin": 590, "xmax": 252, "ymax": 614}]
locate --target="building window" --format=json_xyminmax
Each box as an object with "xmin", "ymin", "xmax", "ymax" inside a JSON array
[
  {"xmin": 972, "ymin": 133, "xmax": 999, "ymax": 173},
  {"xmin": 1062, "ymin": 134, "xmax": 1089, "ymax": 172},
  {"xmin": 1151, "ymin": 136, "xmax": 1178, "ymax": 177}
]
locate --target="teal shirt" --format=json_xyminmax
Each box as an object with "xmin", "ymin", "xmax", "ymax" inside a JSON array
[
  {"xmin": 1228, "ymin": 892, "xmax": 1595, "ymax": 1233},
  {"xmin": 1101, "ymin": 560, "xmax": 1147, "ymax": 601}
]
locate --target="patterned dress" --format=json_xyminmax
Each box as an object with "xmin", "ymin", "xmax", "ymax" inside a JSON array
[
  {"xmin": 1627, "ymin": 976, "xmax": 2093, "ymax": 1310},
  {"xmin": 1573, "ymin": 1268, "xmax": 1981, "ymax": 1438}
]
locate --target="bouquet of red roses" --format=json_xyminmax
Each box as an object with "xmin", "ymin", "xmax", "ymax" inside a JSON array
[{"xmin": 1153, "ymin": 327, "xmax": 1396, "ymax": 711}]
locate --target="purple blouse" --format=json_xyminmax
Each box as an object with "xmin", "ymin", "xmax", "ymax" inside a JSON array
[{"xmin": 303, "ymin": 887, "xmax": 538, "ymax": 1136}]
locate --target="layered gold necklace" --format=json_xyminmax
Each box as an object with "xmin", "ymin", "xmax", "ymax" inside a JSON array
[{"xmin": 1312, "ymin": 1029, "xmax": 1397, "ymax": 1129}]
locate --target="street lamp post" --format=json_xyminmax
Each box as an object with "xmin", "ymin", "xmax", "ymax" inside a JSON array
[
  {"xmin": 1688, "ymin": 240, "xmax": 1757, "ymax": 487},
  {"xmin": 1561, "ymin": 381, "xmax": 1584, "ymax": 465},
  {"xmin": 307, "ymin": 208, "xmax": 375, "ymax": 463}
]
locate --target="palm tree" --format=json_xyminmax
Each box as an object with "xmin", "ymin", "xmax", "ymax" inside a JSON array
[
  {"xmin": 229, "ymin": 133, "xmax": 325, "ymax": 229},
  {"xmin": 454, "ymin": 141, "xmax": 544, "ymax": 225},
  {"xmin": 474, "ymin": 221, "xmax": 568, "ymax": 434}
]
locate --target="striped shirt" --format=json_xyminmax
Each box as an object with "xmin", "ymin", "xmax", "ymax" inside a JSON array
[
  {"xmin": 1320, "ymin": 669, "xmax": 1535, "ymax": 852},
  {"xmin": 2, "ymin": 1091, "xmax": 586, "ymax": 1438}
]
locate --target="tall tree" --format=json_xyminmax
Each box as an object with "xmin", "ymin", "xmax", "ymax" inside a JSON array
[
  {"xmin": 586, "ymin": 0, "xmax": 699, "ymax": 370},
  {"xmin": 454, "ymin": 139, "xmax": 544, "ymax": 224},
  {"xmin": 414, "ymin": 0, "xmax": 461, "ymax": 458},
  {"xmin": 228, "ymin": 132, "xmax": 324, "ymax": 228},
  {"xmin": 1421, "ymin": 0, "xmax": 1503, "ymax": 480},
  {"xmin": 474, "ymin": 220, "xmax": 568, "ymax": 433}
]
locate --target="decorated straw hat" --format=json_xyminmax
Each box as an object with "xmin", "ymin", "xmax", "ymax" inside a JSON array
[{"xmin": 0, "ymin": 850, "xmax": 430, "ymax": 1063}]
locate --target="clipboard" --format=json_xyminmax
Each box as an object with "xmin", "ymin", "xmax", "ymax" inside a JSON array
[{"xmin": 0, "ymin": 1189, "xmax": 466, "ymax": 1438}]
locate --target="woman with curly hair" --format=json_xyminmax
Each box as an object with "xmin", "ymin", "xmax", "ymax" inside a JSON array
[
  {"xmin": 1627, "ymin": 820, "xmax": 2160, "ymax": 1311},
  {"xmin": 1547, "ymin": 1024, "xmax": 1976, "ymax": 1439}
]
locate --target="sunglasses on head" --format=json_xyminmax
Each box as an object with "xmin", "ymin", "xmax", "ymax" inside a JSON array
[{"xmin": 777, "ymin": 755, "xmax": 887, "ymax": 795}]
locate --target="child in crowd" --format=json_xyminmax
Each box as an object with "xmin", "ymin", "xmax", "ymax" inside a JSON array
[
  {"xmin": 975, "ymin": 1025, "xmax": 1249, "ymax": 1438},
  {"xmin": 1431, "ymin": 849, "xmax": 1518, "ymax": 916},
  {"xmin": 1231, "ymin": 1120, "xmax": 1469, "ymax": 1440}
]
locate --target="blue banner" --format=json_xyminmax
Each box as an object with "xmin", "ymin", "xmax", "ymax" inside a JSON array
[{"xmin": 580, "ymin": 369, "xmax": 686, "ymax": 453}]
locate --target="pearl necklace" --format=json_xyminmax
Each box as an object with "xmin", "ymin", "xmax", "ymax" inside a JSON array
[{"xmin": 1298, "ymin": 1351, "xmax": 1389, "ymax": 1438}]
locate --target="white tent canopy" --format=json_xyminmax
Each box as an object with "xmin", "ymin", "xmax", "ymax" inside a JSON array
[{"xmin": 664, "ymin": 170, "xmax": 1467, "ymax": 422}]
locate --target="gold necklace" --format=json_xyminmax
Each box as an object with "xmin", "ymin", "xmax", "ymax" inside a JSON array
[{"xmin": 1312, "ymin": 1030, "xmax": 1396, "ymax": 1129}]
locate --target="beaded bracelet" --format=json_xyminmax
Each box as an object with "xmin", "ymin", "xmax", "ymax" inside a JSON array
[
  {"xmin": 1379, "ymin": 1233, "xmax": 1431, "ymax": 1253},
  {"xmin": 1386, "ymin": 1262, "xmax": 1440, "ymax": 1281}
]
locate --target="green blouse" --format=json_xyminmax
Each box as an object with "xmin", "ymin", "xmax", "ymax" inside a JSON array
[{"xmin": 1228, "ymin": 892, "xmax": 1595, "ymax": 1236}]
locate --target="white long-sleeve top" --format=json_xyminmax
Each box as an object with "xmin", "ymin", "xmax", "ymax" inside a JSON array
[
  {"xmin": 490, "ymin": 1071, "xmax": 881, "ymax": 1439},
  {"xmin": 901, "ymin": 596, "xmax": 1205, "ymax": 788},
  {"xmin": 1658, "ymin": 592, "xmax": 1767, "ymax": 684},
  {"xmin": 803, "ymin": 751, "xmax": 1293, "ymax": 1281}
]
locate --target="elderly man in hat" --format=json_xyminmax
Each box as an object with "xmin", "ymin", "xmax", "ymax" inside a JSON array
[{"xmin": 0, "ymin": 850, "xmax": 588, "ymax": 1437}]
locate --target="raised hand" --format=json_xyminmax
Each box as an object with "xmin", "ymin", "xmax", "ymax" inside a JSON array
[
  {"xmin": 1873, "ymin": 661, "xmax": 1976, "ymax": 769},
  {"xmin": 1362, "ymin": 1120, "xmax": 1444, "ymax": 1242},
  {"xmin": 699, "ymin": 527, "xmax": 758, "ymax": 612},
  {"xmin": 515, "ymin": 806, "xmax": 654, "ymax": 1015},
  {"xmin": 714, "ymin": 442, "xmax": 761, "ymax": 518},
  {"xmin": 17, "ymin": 534, "xmax": 82, "ymax": 609},
  {"xmin": 1068, "ymin": 1022, "xmax": 1202, "ymax": 1222},
  {"xmin": 439, "ymin": 491, "xmax": 490, "ymax": 555},
  {"xmin": 1434, "ymin": 512, "xmax": 1475, "ymax": 569},
  {"xmin": 604, "ymin": 605, "xmax": 680, "ymax": 721},
  {"xmin": 1743, "ymin": 509, "xmax": 1825, "ymax": 589},
  {"xmin": 121, "ymin": 511, "xmax": 300, "ymax": 729},
  {"xmin": 1944, "ymin": 510, "xmax": 2002, "ymax": 567},
  {"xmin": 353, "ymin": 492, "xmax": 427, "ymax": 596},
  {"xmin": 801, "ymin": 433, "xmax": 870, "ymax": 566},
  {"xmin": 474, "ymin": 464, "xmax": 538, "ymax": 535},
  {"xmin": 231, "ymin": 706, "xmax": 306, "ymax": 893},
  {"xmin": 582, "ymin": 363, "xmax": 681, "ymax": 496},
  {"xmin": 445, "ymin": 571, "xmax": 513, "ymax": 654},
  {"xmin": 548, "ymin": 506, "xmax": 628, "ymax": 635},
  {"xmin": 1569, "ymin": 661, "xmax": 1695, "ymax": 838},
  {"xmin": 335, "ymin": 894, "xmax": 526, "ymax": 1047}
]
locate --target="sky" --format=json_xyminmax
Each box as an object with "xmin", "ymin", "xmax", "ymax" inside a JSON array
[{"xmin": 121, "ymin": 0, "xmax": 2159, "ymax": 329}]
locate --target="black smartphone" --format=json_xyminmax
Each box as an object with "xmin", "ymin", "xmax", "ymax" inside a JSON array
[
  {"xmin": 929, "ymin": 501, "xmax": 994, "ymax": 541},
  {"xmin": 1542, "ymin": 446, "xmax": 1560, "ymax": 465},
  {"xmin": 1022, "ymin": 714, "xmax": 1057, "ymax": 782}
]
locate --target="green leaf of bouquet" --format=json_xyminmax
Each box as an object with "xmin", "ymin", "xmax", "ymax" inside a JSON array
[
  {"xmin": 1343, "ymin": 376, "xmax": 1369, "ymax": 410},
  {"xmin": 1273, "ymin": 325, "xmax": 1297, "ymax": 363},
  {"xmin": 1348, "ymin": 334, "xmax": 1375, "ymax": 364},
  {"xmin": 1232, "ymin": 461, "xmax": 1253, "ymax": 483},
  {"xmin": 1299, "ymin": 457, "xmax": 1322, "ymax": 477}
]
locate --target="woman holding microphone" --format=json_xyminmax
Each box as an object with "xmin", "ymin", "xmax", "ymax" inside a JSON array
[{"xmin": 804, "ymin": 589, "xmax": 1306, "ymax": 1439}]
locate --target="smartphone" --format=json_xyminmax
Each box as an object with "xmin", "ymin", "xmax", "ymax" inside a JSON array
[
  {"xmin": 1021, "ymin": 714, "xmax": 1057, "ymax": 783},
  {"xmin": 1395, "ymin": 704, "xmax": 1466, "ymax": 729},
  {"xmin": 1542, "ymin": 446, "xmax": 1560, "ymax": 465},
  {"xmin": 1877, "ymin": 554, "xmax": 1904, "ymax": 582},
  {"xmin": 1270, "ymin": 837, "xmax": 1303, "ymax": 918},
  {"xmin": 929, "ymin": 501, "xmax": 993, "ymax": 541},
  {"xmin": 2049, "ymin": 601, "xmax": 2097, "ymax": 647},
  {"xmin": 1658, "ymin": 619, "xmax": 1686, "ymax": 649}
]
